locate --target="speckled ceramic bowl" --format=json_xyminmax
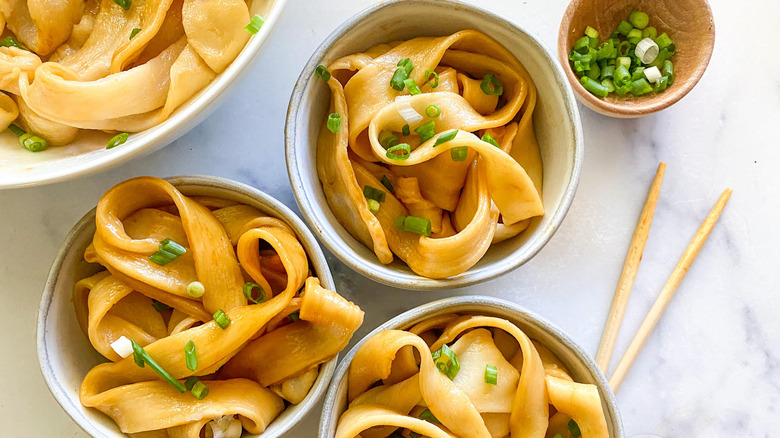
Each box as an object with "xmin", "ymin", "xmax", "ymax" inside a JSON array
[
  {"xmin": 319, "ymin": 296, "xmax": 624, "ymax": 437},
  {"xmin": 285, "ymin": 0, "xmax": 583, "ymax": 290},
  {"xmin": 0, "ymin": 0, "xmax": 285, "ymax": 189},
  {"xmin": 36, "ymin": 176, "xmax": 337, "ymax": 438}
]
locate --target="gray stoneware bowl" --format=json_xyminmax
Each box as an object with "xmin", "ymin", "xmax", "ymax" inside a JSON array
[
  {"xmin": 319, "ymin": 296, "xmax": 624, "ymax": 437},
  {"xmin": 285, "ymin": 0, "xmax": 583, "ymax": 290},
  {"xmin": 37, "ymin": 175, "xmax": 337, "ymax": 438}
]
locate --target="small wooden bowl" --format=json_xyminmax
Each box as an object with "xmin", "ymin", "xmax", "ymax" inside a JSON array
[{"xmin": 558, "ymin": 0, "xmax": 715, "ymax": 118}]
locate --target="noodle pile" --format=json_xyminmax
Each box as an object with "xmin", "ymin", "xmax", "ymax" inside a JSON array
[
  {"xmin": 336, "ymin": 313, "xmax": 609, "ymax": 438},
  {"xmin": 317, "ymin": 30, "xmax": 544, "ymax": 279},
  {"xmin": 0, "ymin": 0, "xmax": 257, "ymax": 148},
  {"xmin": 73, "ymin": 177, "xmax": 364, "ymax": 437}
]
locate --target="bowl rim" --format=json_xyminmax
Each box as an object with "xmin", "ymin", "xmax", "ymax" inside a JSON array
[
  {"xmin": 1, "ymin": 0, "xmax": 287, "ymax": 190},
  {"xmin": 36, "ymin": 174, "xmax": 337, "ymax": 438},
  {"xmin": 317, "ymin": 295, "xmax": 624, "ymax": 438},
  {"xmin": 556, "ymin": 0, "xmax": 715, "ymax": 118},
  {"xmin": 285, "ymin": 0, "xmax": 584, "ymax": 291}
]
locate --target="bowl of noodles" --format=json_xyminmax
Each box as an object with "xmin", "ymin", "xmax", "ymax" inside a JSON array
[
  {"xmin": 0, "ymin": 0, "xmax": 286, "ymax": 189},
  {"xmin": 319, "ymin": 295, "xmax": 623, "ymax": 438},
  {"xmin": 285, "ymin": 0, "xmax": 583, "ymax": 290},
  {"xmin": 37, "ymin": 175, "xmax": 364, "ymax": 437}
]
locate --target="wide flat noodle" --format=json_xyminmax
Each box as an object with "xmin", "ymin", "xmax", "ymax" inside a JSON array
[{"xmin": 2, "ymin": 0, "xmax": 84, "ymax": 55}]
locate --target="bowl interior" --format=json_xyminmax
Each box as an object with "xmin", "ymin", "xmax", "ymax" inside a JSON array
[
  {"xmin": 37, "ymin": 176, "xmax": 336, "ymax": 438},
  {"xmin": 558, "ymin": 0, "xmax": 715, "ymax": 117},
  {"xmin": 287, "ymin": 0, "xmax": 582, "ymax": 290},
  {"xmin": 0, "ymin": 0, "xmax": 285, "ymax": 189},
  {"xmin": 319, "ymin": 296, "xmax": 623, "ymax": 437}
]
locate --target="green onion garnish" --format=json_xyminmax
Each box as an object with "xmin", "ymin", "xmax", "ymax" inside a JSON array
[
  {"xmin": 363, "ymin": 185, "xmax": 386, "ymax": 202},
  {"xmin": 404, "ymin": 78, "xmax": 421, "ymax": 95},
  {"xmin": 184, "ymin": 340, "xmax": 197, "ymax": 371},
  {"xmin": 480, "ymin": 74, "xmax": 503, "ymax": 96},
  {"xmin": 129, "ymin": 28, "xmax": 141, "ymax": 40},
  {"xmin": 367, "ymin": 199, "xmax": 380, "ymax": 214},
  {"xmin": 580, "ymin": 76, "xmax": 609, "ymax": 97},
  {"xmin": 186, "ymin": 281, "xmax": 205, "ymax": 298},
  {"xmin": 106, "ymin": 132, "xmax": 129, "ymax": 149},
  {"xmin": 244, "ymin": 14, "xmax": 265, "ymax": 34},
  {"xmin": 642, "ymin": 26, "xmax": 657, "ymax": 39},
  {"xmin": 130, "ymin": 340, "xmax": 186, "ymax": 392},
  {"xmin": 395, "ymin": 216, "xmax": 432, "ymax": 236},
  {"xmin": 185, "ymin": 376, "xmax": 199, "ymax": 391},
  {"xmin": 242, "ymin": 282, "xmax": 265, "ymax": 304},
  {"xmin": 386, "ymin": 143, "xmax": 411, "ymax": 160},
  {"xmin": 425, "ymin": 105, "xmax": 440, "ymax": 118},
  {"xmin": 484, "ymin": 364, "xmax": 498, "ymax": 385},
  {"xmin": 191, "ymin": 380, "xmax": 209, "ymax": 400},
  {"xmin": 381, "ymin": 175, "xmax": 394, "ymax": 194},
  {"xmin": 424, "ymin": 69, "xmax": 439, "ymax": 88},
  {"xmin": 431, "ymin": 343, "xmax": 459, "ymax": 379},
  {"xmin": 481, "ymin": 133, "xmax": 500, "ymax": 148},
  {"xmin": 112, "ymin": 0, "xmax": 131, "ymax": 9},
  {"xmin": 379, "ymin": 130, "xmax": 400, "ymax": 149},
  {"xmin": 419, "ymin": 409, "xmax": 440, "ymax": 424},
  {"xmin": 390, "ymin": 58, "xmax": 414, "ymax": 91},
  {"xmin": 149, "ymin": 238, "xmax": 186, "ymax": 266},
  {"xmin": 288, "ymin": 311, "xmax": 301, "ymax": 322},
  {"xmin": 655, "ymin": 32, "xmax": 673, "ymax": 49},
  {"xmin": 616, "ymin": 20, "xmax": 633, "ymax": 36},
  {"xmin": 151, "ymin": 300, "xmax": 171, "ymax": 312},
  {"xmin": 568, "ymin": 419, "xmax": 582, "ymax": 438},
  {"xmin": 0, "ymin": 36, "xmax": 25, "ymax": 50},
  {"xmin": 662, "ymin": 59, "xmax": 674, "ymax": 85},
  {"xmin": 626, "ymin": 28, "xmax": 642, "ymax": 45},
  {"xmin": 315, "ymin": 65, "xmax": 331, "ymax": 81},
  {"xmin": 327, "ymin": 113, "xmax": 342, "ymax": 133},
  {"xmin": 8, "ymin": 124, "xmax": 48, "ymax": 152},
  {"xmin": 397, "ymin": 58, "xmax": 414, "ymax": 75},
  {"xmin": 433, "ymin": 130, "xmax": 457, "ymax": 147},
  {"xmin": 450, "ymin": 146, "xmax": 467, "ymax": 162},
  {"xmin": 631, "ymin": 78, "xmax": 653, "ymax": 96},
  {"xmin": 401, "ymin": 124, "xmax": 410, "ymax": 136},
  {"xmin": 629, "ymin": 9, "xmax": 649, "ymax": 29},
  {"xmin": 414, "ymin": 120, "xmax": 435, "ymax": 143},
  {"xmin": 213, "ymin": 309, "xmax": 231, "ymax": 329},
  {"xmin": 584, "ymin": 26, "xmax": 599, "ymax": 39}
]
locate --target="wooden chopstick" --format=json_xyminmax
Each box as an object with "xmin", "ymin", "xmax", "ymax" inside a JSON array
[
  {"xmin": 595, "ymin": 162, "xmax": 666, "ymax": 373},
  {"xmin": 608, "ymin": 188, "xmax": 733, "ymax": 391}
]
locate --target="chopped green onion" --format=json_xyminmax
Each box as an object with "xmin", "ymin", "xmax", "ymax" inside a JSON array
[
  {"xmin": 184, "ymin": 340, "xmax": 197, "ymax": 371},
  {"xmin": 617, "ymin": 41, "xmax": 632, "ymax": 56},
  {"xmin": 242, "ymin": 282, "xmax": 265, "ymax": 304},
  {"xmin": 186, "ymin": 281, "xmax": 205, "ymax": 298},
  {"xmin": 367, "ymin": 199, "xmax": 380, "ymax": 214},
  {"xmin": 395, "ymin": 216, "xmax": 432, "ymax": 236},
  {"xmin": 655, "ymin": 32, "xmax": 673, "ymax": 49},
  {"xmin": 617, "ymin": 56, "xmax": 631, "ymax": 68},
  {"xmin": 614, "ymin": 65, "xmax": 631, "ymax": 86},
  {"xmin": 433, "ymin": 130, "xmax": 457, "ymax": 147},
  {"xmin": 106, "ymin": 132, "xmax": 129, "ymax": 149},
  {"xmin": 631, "ymin": 67, "xmax": 646, "ymax": 81},
  {"xmin": 184, "ymin": 376, "xmax": 199, "ymax": 391},
  {"xmin": 580, "ymin": 76, "xmax": 609, "ymax": 97},
  {"xmin": 151, "ymin": 300, "xmax": 171, "ymax": 312},
  {"xmin": 379, "ymin": 131, "xmax": 400, "ymax": 149},
  {"xmin": 0, "ymin": 36, "xmax": 24, "ymax": 49},
  {"xmin": 642, "ymin": 26, "xmax": 657, "ymax": 40},
  {"xmin": 112, "ymin": 0, "xmax": 131, "ymax": 9},
  {"xmin": 288, "ymin": 311, "xmax": 300, "ymax": 322},
  {"xmin": 149, "ymin": 238, "xmax": 186, "ymax": 266},
  {"xmin": 327, "ymin": 113, "xmax": 342, "ymax": 133},
  {"xmin": 629, "ymin": 10, "xmax": 649, "ymax": 29},
  {"xmin": 424, "ymin": 69, "xmax": 439, "ymax": 88},
  {"xmin": 586, "ymin": 62, "xmax": 601, "ymax": 80},
  {"xmin": 391, "ymin": 58, "xmax": 414, "ymax": 91},
  {"xmin": 130, "ymin": 340, "xmax": 186, "ymax": 392},
  {"xmin": 484, "ymin": 364, "xmax": 498, "ymax": 385},
  {"xmin": 213, "ymin": 309, "xmax": 231, "ymax": 329},
  {"xmin": 244, "ymin": 14, "xmax": 265, "ymax": 34},
  {"xmin": 19, "ymin": 133, "xmax": 48, "ymax": 152},
  {"xmin": 431, "ymin": 344, "xmax": 459, "ymax": 379},
  {"xmin": 631, "ymin": 78, "xmax": 653, "ymax": 96},
  {"xmin": 654, "ymin": 75, "xmax": 669, "ymax": 93},
  {"xmin": 414, "ymin": 120, "xmax": 435, "ymax": 142},
  {"xmin": 616, "ymin": 20, "xmax": 633, "ymax": 36},
  {"xmin": 568, "ymin": 419, "xmax": 582, "ymax": 437},
  {"xmin": 600, "ymin": 65, "xmax": 615, "ymax": 80},
  {"xmin": 662, "ymin": 59, "xmax": 674, "ymax": 85},
  {"xmin": 381, "ymin": 175, "xmax": 394, "ymax": 194},
  {"xmin": 584, "ymin": 26, "xmax": 599, "ymax": 39},
  {"xmin": 404, "ymin": 78, "xmax": 421, "ymax": 95},
  {"xmin": 129, "ymin": 28, "xmax": 142, "ymax": 39},
  {"xmin": 601, "ymin": 78, "xmax": 616, "ymax": 93},
  {"xmin": 386, "ymin": 143, "xmax": 411, "ymax": 160},
  {"xmin": 481, "ymin": 133, "xmax": 500, "ymax": 148},
  {"xmin": 191, "ymin": 380, "xmax": 209, "ymax": 400},
  {"xmin": 315, "ymin": 65, "xmax": 331, "ymax": 81},
  {"xmin": 401, "ymin": 124, "xmax": 410, "ymax": 136},
  {"xmin": 627, "ymin": 28, "xmax": 642, "ymax": 45},
  {"xmin": 574, "ymin": 36, "xmax": 590, "ymax": 54},
  {"xmin": 425, "ymin": 105, "xmax": 440, "ymax": 118},
  {"xmin": 450, "ymin": 146, "xmax": 467, "ymax": 162},
  {"xmin": 480, "ymin": 74, "xmax": 503, "ymax": 96},
  {"xmin": 7, "ymin": 124, "xmax": 25, "ymax": 137},
  {"xmin": 419, "ymin": 409, "xmax": 440, "ymax": 424},
  {"xmin": 363, "ymin": 185, "xmax": 386, "ymax": 202},
  {"xmin": 397, "ymin": 58, "xmax": 414, "ymax": 75},
  {"xmin": 394, "ymin": 216, "xmax": 406, "ymax": 231},
  {"xmin": 615, "ymin": 82, "xmax": 634, "ymax": 97}
]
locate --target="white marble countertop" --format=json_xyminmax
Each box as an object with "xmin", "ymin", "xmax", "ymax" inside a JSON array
[{"xmin": 0, "ymin": 0, "xmax": 776, "ymax": 436}]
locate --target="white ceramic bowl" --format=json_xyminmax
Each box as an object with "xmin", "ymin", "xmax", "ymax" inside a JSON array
[
  {"xmin": 285, "ymin": 0, "xmax": 583, "ymax": 290},
  {"xmin": 0, "ymin": 0, "xmax": 286, "ymax": 190},
  {"xmin": 319, "ymin": 296, "xmax": 624, "ymax": 438},
  {"xmin": 37, "ymin": 176, "xmax": 337, "ymax": 438}
]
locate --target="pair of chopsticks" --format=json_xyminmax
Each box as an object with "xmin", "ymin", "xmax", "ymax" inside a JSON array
[{"xmin": 595, "ymin": 162, "xmax": 732, "ymax": 391}]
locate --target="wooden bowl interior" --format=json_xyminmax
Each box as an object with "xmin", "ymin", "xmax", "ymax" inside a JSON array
[{"xmin": 559, "ymin": 0, "xmax": 714, "ymax": 117}]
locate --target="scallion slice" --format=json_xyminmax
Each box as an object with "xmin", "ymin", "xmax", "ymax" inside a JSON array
[
  {"xmin": 433, "ymin": 130, "xmax": 457, "ymax": 147},
  {"xmin": 381, "ymin": 175, "xmax": 395, "ymax": 194},
  {"xmin": 113, "ymin": 0, "xmax": 131, "ymax": 10},
  {"xmin": 130, "ymin": 340, "xmax": 186, "ymax": 392},
  {"xmin": 616, "ymin": 20, "xmax": 633, "ymax": 36},
  {"xmin": 149, "ymin": 238, "xmax": 186, "ymax": 266},
  {"xmin": 379, "ymin": 131, "xmax": 400, "ymax": 149},
  {"xmin": 327, "ymin": 113, "xmax": 342, "ymax": 133},
  {"xmin": 450, "ymin": 146, "xmax": 467, "ymax": 162},
  {"xmin": 185, "ymin": 340, "xmax": 197, "ymax": 371},
  {"xmin": 395, "ymin": 216, "xmax": 432, "ymax": 236},
  {"xmin": 386, "ymin": 143, "xmax": 411, "ymax": 160},
  {"xmin": 363, "ymin": 185, "xmax": 386, "ymax": 202},
  {"xmin": 243, "ymin": 282, "xmax": 265, "ymax": 304},
  {"xmin": 390, "ymin": 58, "xmax": 414, "ymax": 91},
  {"xmin": 414, "ymin": 120, "xmax": 436, "ymax": 142},
  {"xmin": 397, "ymin": 58, "xmax": 414, "ymax": 75},
  {"xmin": 404, "ymin": 78, "xmax": 421, "ymax": 95},
  {"xmin": 480, "ymin": 74, "xmax": 503, "ymax": 96},
  {"xmin": 585, "ymin": 25, "xmax": 599, "ymax": 39},
  {"xmin": 431, "ymin": 344, "xmax": 459, "ymax": 379},
  {"xmin": 107, "ymin": 132, "xmax": 129, "ymax": 149},
  {"xmin": 424, "ymin": 69, "xmax": 439, "ymax": 88},
  {"xmin": 191, "ymin": 380, "xmax": 209, "ymax": 400},
  {"xmin": 315, "ymin": 65, "xmax": 331, "ymax": 81},
  {"xmin": 425, "ymin": 105, "xmax": 440, "ymax": 118},
  {"xmin": 186, "ymin": 281, "xmax": 205, "ymax": 298},
  {"xmin": 662, "ymin": 59, "xmax": 674, "ymax": 85},
  {"xmin": 629, "ymin": 10, "xmax": 649, "ymax": 29},
  {"xmin": 631, "ymin": 78, "xmax": 653, "ymax": 96},
  {"xmin": 580, "ymin": 76, "xmax": 609, "ymax": 97},
  {"xmin": 185, "ymin": 376, "xmax": 199, "ymax": 391},
  {"xmin": 8, "ymin": 124, "xmax": 48, "ymax": 152},
  {"xmin": 484, "ymin": 364, "xmax": 498, "ymax": 385},
  {"xmin": 0, "ymin": 36, "xmax": 25, "ymax": 49},
  {"xmin": 481, "ymin": 133, "xmax": 500, "ymax": 148},
  {"xmin": 129, "ymin": 28, "xmax": 142, "ymax": 40},
  {"xmin": 244, "ymin": 14, "xmax": 265, "ymax": 34},
  {"xmin": 568, "ymin": 419, "xmax": 582, "ymax": 437},
  {"xmin": 419, "ymin": 409, "xmax": 440, "ymax": 424},
  {"xmin": 401, "ymin": 124, "xmax": 410, "ymax": 136},
  {"xmin": 367, "ymin": 199, "xmax": 380, "ymax": 214},
  {"xmin": 288, "ymin": 311, "xmax": 300, "ymax": 322},
  {"xmin": 213, "ymin": 309, "xmax": 231, "ymax": 329}
]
